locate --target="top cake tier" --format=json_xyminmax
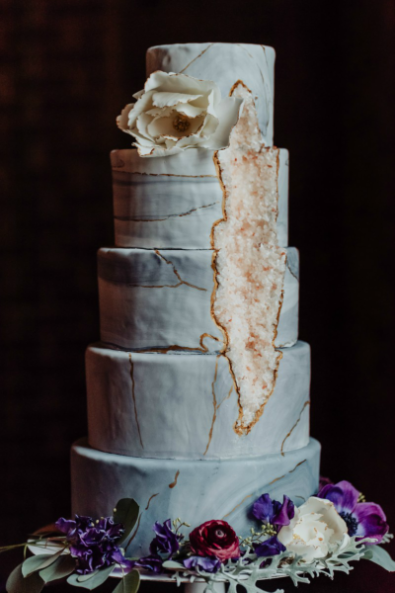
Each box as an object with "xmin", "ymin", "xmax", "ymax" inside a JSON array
[{"xmin": 146, "ymin": 43, "xmax": 275, "ymax": 146}]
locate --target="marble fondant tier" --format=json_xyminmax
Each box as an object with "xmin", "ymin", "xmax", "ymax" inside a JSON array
[
  {"xmin": 71, "ymin": 437, "xmax": 320, "ymax": 556},
  {"xmin": 146, "ymin": 43, "xmax": 275, "ymax": 146},
  {"xmin": 111, "ymin": 148, "xmax": 288, "ymax": 249},
  {"xmin": 86, "ymin": 341, "xmax": 310, "ymax": 459},
  {"xmin": 98, "ymin": 247, "xmax": 299, "ymax": 351}
]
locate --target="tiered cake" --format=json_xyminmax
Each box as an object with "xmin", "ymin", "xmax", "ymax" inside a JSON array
[{"xmin": 71, "ymin": 43, "xmax": 321, "ymax": 556}]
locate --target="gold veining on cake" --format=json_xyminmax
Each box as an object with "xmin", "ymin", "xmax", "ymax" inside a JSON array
[
  {"xmin": 169, "ymin": 470, "xmax": 180, "ymax": 489},
  {"xmin": 128, "ymin": 353, "xmax": 144, "ymax": 449},
  {"xmin": 128, "ymin": 333, "xmax": 221, "ymax": 355},
  {"xmin": 145, "ymin": 492, "xmax": 160, "ymax": 510},
  {"xmin": 113, "ymin": 201, "xmax": 219, "ymax": 223},
  {"xmin": 222, "ymin": 494, "xmax": 253, "ymax": 519},
  {"xmin": 268, "ymin": 459, "xmax": 307, "ymax": 486},
  {"xmin": 178, "ymin": 43, "xmax": 215, "ymax": 74},
  {"xmin": 203, "ymin": 355, "xmax": 234, "ymax": 456},
  {"xmin": 155, "ymin": 250, "xmax": 207, "ymax": 292},
  {"xmin": 127, "ymin": 492, "xmax": 160, "ymax": 546},
  {"xmin": 280, "ymin": 400, "xmax": 310, "ymax": 456}
]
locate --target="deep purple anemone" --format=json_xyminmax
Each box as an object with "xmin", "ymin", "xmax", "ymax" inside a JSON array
[
  {"xmin": 55, "ymin": 515, "xmax": 131, "ymax": 574},
  {"xmin": 252, "ymin": 494, "xmax": 295, "ymax": 529},
  {"xmin": 318, "ymin": 480, "xmax": 389, "ymax": 544},
  {"xmin": 149, "ymin": 519, "xmax": 181, "ymax": 557}
]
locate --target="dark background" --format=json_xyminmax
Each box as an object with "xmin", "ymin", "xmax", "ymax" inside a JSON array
[{"xmin": 0, "ymin": 0, "xmax": 394, "ymax": 591}]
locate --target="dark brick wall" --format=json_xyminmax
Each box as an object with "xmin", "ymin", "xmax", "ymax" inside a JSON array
[{"xmin": 0, "ymin": 1, "xmax": 394, "ymax": 583}]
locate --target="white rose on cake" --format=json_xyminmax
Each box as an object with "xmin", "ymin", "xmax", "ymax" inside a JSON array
[
  {"xmin": 117, "ymin": 71, "xmax": 243, "ymax": 157},
  {"xmin": 277, "ymin": 496, "xmax": 348, "ymax": 562}
]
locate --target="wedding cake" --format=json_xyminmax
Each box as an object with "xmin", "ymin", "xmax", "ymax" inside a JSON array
[{"xmin": 70, "ymin": 43, "xmax": 321, "ymax": 556}]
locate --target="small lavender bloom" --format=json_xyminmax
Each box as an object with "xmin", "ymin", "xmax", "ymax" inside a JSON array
[
  {"xmin": 183, "ymin": 556, "xmax": 221, "ymax": 573},
  {"xmin": 252, "ymin": 494, "xmax": 295, "ymax": 528},
  {"xmin": 55, "ymin": 514, "xmax": 129, "ymax": 574},
  {"xmin": 318, "ymin": 480, "xmax": 389, "ymax": 544},
  {"xmin": 253, "ymin": 535, "xmax": 286, "ymax": 557},
  {"xmin": 149, "ymin": 519, "xmax": 181, "ymax": 557},
  {"xmin": 133, "ymin": 554, "xmax": 163, "ymax": 574}
]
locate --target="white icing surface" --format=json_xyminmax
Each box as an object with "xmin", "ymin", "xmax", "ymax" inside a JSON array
[
  {"xmin": 111, "ymin": 148, "xmax": 288, "ymax": 249},
  {"xmin": 98, "ymin": 248, "xmax": 298, "ymax": 351},
  {"xmin": 71, "ymin": 438, "xmax": 320, "ymax": 556},
  {"xmin": 146, "ymin": 43, "xmax": 275, "ymax": 145},
  {"xmin": 86, "ymin": 341, "xmax": 310, "ymax": 459}
]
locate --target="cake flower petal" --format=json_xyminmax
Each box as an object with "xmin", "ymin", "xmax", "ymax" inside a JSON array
[
  {"xmin": 277, "ymin": 496, "xmax": 348, "ymax": 562},
  {"xmin": 189, "ymin": 520, "xmax": 240, "ymax": 562},
  {"xmin": 318, "ymin": 480, "xmax": 389, "ymax": 543},
  {"xmin": 252, "ymin": 493, "xmax": 295, "ymax": 528},
  {"xmin": 117, "ymin": 71, "xmax": 243, "ymax": 157}
]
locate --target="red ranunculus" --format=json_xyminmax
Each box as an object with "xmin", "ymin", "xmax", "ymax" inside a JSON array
[{"xmin": 189, "ymin": 520, "xmax": 240, "ymax": 562}]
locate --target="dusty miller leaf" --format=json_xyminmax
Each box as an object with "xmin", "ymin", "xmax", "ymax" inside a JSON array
[{"xmin": 363, "ymin": 544, "xmax": 395, "ymax": 572}]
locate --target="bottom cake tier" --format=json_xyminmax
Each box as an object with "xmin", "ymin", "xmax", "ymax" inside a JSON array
[{"xmin": 71, "ymin": 438, "xmax": 320, "ymax": 555}]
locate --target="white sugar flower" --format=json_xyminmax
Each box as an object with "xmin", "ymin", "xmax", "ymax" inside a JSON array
[
  {"xmin": 117, "ymin": 71, "xmax": 243, "ymax": 157},
  {"xmin": 277, "ymin": 496, "xmax": 348, "ymax": 562}
]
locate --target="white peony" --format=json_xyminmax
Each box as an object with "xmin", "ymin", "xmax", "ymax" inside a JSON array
[
  {"xmin": 117, "ymin": 71, "xmax": 243, "ymax": 157},
  {"xmin": 277, "ymin": 496, "xmax": 348, "ymax": 563}
]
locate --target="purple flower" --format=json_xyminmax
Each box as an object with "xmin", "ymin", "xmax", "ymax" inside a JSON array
[
  {"xmin": 252, "ymin": 494, "xmax": 295, "ymax": 528},
  {"xmin": 183, "ymin": 556, "xmax": 221, "ymax": 573},
  {"xmin": 318, "ymin": 480, "xmax": 389, "ymax": 544},
  {"xmin": 318, "ymin": 476, "xmax": 333, "ymax": 491},
  {"xmin": 55, "ymin": 514, "xmax": 130, "ymax": 574},
  {"xmin": 133, "ymin": 554, "xmax": 163, "ymax": 574},
  {"xmin": 253, "ymin": 535, "xmax": 286, "ymax": 557},
  {"xmin": 149, "ymin": 519, "xmax": 181, "ymax": 558}
]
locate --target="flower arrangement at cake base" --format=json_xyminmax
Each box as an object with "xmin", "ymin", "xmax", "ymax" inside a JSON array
[{"xmin": 2, "ymin": 480, "xmax": 394, "ymax": 593}]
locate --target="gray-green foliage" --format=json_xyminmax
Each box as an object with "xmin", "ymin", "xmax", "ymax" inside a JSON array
[{"xmin": 165, "ymin": 536, "xmax": 395, "ymax": 593}]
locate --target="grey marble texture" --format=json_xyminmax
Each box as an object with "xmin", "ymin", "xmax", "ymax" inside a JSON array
[
  {"xmin": 111, "ymin": 148, "xmax": 288, "ymax": 249},
  {"xmin": 86, "ymin": 341, "xmax": 310, "ymax": 459},
  {"xmin": 71, "ymin": 437, "xmax": 320, "ymax": 556},
  {"xmin": 98, "ymin": 247, "xmax": 299, "ymax": 351},
  {"xmin": 146, "ymin": 43, "xmax": 275, "ymax": 146}
]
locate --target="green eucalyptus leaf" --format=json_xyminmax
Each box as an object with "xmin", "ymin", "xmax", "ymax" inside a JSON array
[
  {"xmin": 67, "ymin": 565, "xmax": 114, "ymax": 589},
  {"xmin": 363, "ymin": 544, "xmax": 395, "ymax": 572},
  {"xmin": 39, "ymin": 554, "xmax": 76, "ymax": 583},
  {"xmin": 113, "ymin": 499, "xmax": 139, "ymax": 544},
  {"xmin": 6, "ymin": 564, "xmax": 44, "ymax": 593},
  {"xmin": 112, "ymin": 570, "xmax": 140, "ymax": 593},
  {"xmin": 22, "ymin": 553, "xmax": 62, "ymax": 577}
]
